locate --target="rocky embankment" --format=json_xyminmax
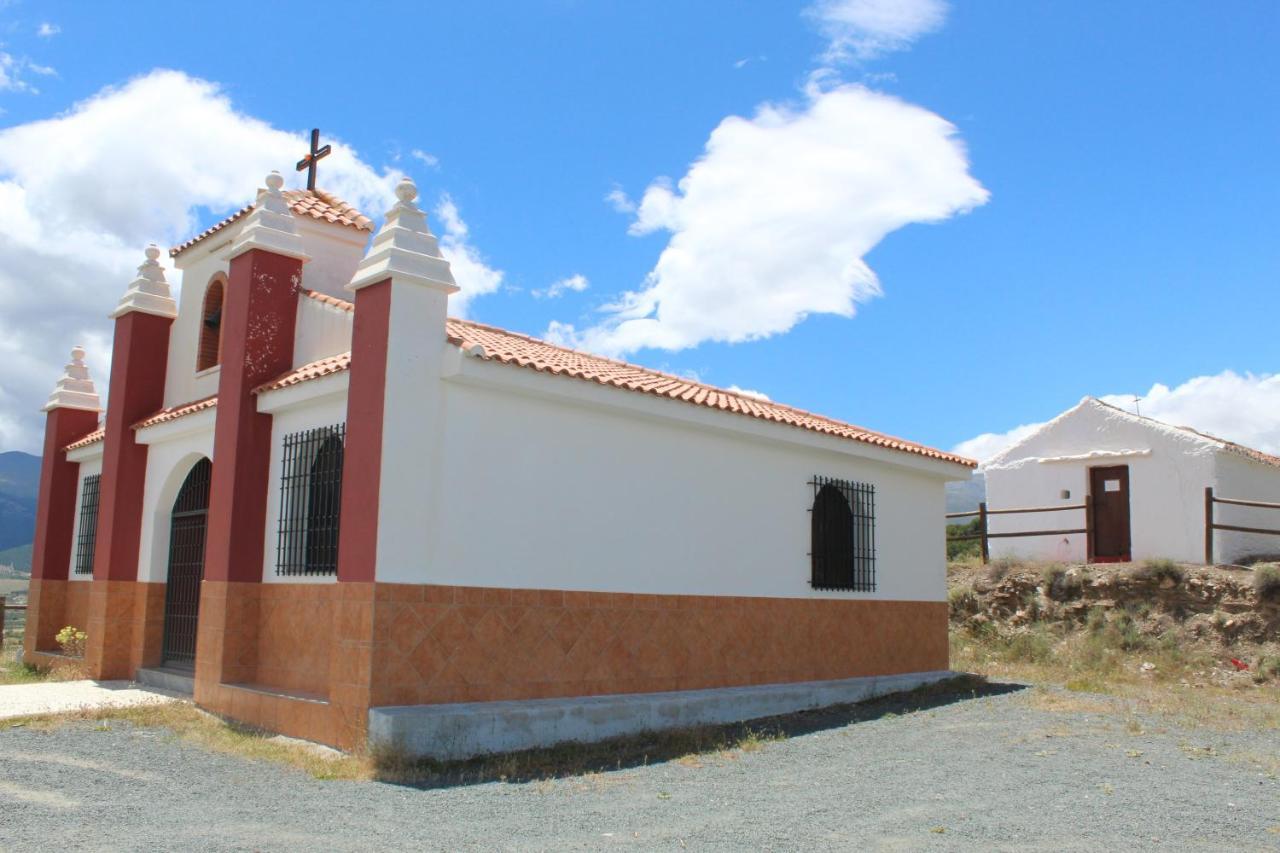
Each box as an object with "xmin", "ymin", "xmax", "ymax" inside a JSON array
[{"xmin": 949, "ymin": 560, "xmax": 1280, "ymax": 647}]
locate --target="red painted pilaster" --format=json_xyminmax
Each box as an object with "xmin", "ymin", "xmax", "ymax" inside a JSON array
[
  {"xmin": 86, "ymin": 310, "xmax": 171, "ymax": 679},
  {"xmin": 335, "ymin": 279, "xmax": 391, "ymax": 584},
  {"xmin": 30, "ymin": 408, "xmax": 99, "ymax": 582},
  {"xmin": 203, "ymin": 248, "xmax": 303, "ymax": 584},
  {"xmin": 94, "ymin": 311, "xmax": 173, "ymax": 582}
]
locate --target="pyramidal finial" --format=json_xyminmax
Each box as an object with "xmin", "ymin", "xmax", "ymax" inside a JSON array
[
  {"xmin": 348, "ymin": 176, "xmax": 458, "ymax": 293},
  {"xmin": 110, "ymin": 244, "xmax": 178, "ymax": 319},
  {"xmin": 44, "ymin": 345, "xmax": 102, "ymax": 412},
  {"xmin": 224, "ymin": 171, "xmax": 310, "ymax": 262}
]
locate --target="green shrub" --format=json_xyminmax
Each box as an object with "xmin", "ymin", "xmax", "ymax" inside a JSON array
[
  {"xmin": 946, "ymin": 518, "xmax": 982, "ymax": 561},
  {"xmin": 948, "ymin": 585, "xmax": 979, "ymax": 616},
  {"xmin": 1252, "ymin": 656, "xmax": 1280, "ymax": 684},
  {"xmin": 1133, "ymin": 558, "xmax": 1184, "ymax": 586},
  {"xmin": 1041, "ymin": 564, "xmax": 1081, "ymax": 601},
  {"xmin": 986, "ymin": 556, "xmax": 1024, "ymax": 583},
  {"xmin": 1001, "ymin": 625, "xmax": 1055, "ymax": 665},
  {"xmin": 1254, "ymin": 564, "xmax": 1280, "ymax": 603}
]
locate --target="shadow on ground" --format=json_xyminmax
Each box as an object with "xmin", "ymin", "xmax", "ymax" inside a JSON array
[{"xmin": 373, "ymin": 675, "xmax": 1027, "ymax": 790}]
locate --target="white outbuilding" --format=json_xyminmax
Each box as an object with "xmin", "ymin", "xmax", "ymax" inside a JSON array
[{"xmin": 983, "ymin": 397, "xmax": 1280, "ymax": 565}]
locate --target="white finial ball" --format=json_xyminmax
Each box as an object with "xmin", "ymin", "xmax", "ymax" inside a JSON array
[
  {"xmin": 265, "ymin": 171, "xmax": 285, "ymax": 191},
  {"xmin": 71, "ymin": 345, "xmax": 86, "ymax": 363},
  {"xmin": 395, "ymin": 176, "xmax": 418, "ymax": 204},
  {"xmin": 145, "ymin": 244, "xmax": 161, "ymax": 262}
]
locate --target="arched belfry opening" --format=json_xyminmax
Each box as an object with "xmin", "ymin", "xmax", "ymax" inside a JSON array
[
  {"xmin": 161, "ymin": 457, "xmax": 212, "ymax": 668},
  {"xmin": 196, "ymin": 277, "xmax": 225, "ymax": 372}
]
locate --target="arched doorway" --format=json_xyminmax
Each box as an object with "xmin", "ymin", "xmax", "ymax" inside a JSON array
[{"xmin": 161, "ymin": 458, "xmax": 212, "ymax": 668}]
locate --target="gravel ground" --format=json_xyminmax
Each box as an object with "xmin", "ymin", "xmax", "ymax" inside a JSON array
[{"xmin": 0, "ymin": 683, "xmax": 1277, "ymax": 851}]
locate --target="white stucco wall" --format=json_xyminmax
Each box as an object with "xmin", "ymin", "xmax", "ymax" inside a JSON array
[
  {"xmin": 985, "ymin": 400, "xmax": 1221, "ymax": 564},
  {"xmin": 164, "ymin": 215, "xmax": 366, "ymax": 409},
  {"xmin": 65, "ymin": 456, "xmax": 103, "ymax": 581},
  {"xmin": 369, "ymin": 350, "xmax": 960, "ymax": 601},
  {"xmin": 292, "ymin": 294, "xmax": 353, "ymax": 367},
  {"xmin": 1212, "ymin": 453, "xmax": 1280, "ymax": 563}
]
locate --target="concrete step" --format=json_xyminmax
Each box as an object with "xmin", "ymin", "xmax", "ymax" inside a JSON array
[{"xmin": 135, "ymin": 667, "xmax": 195, "ymax": 696}]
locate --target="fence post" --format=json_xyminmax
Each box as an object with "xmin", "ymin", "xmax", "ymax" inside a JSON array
[
  {"xmin": 978, "ymin": 502, "xmax": 990, "ymax": 564},
  {"xmin": 1084, "ymin": 494, "xmax": 1094, "ymax": 562},
  {"xmin": 0, "ymin": 595, "xmax": 6, "ymax": 649},
  {"xmin": 1204, "ymin": 486, "xmax": 1214, "ymax": 565}
]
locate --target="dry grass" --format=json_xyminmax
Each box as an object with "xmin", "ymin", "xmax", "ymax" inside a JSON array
[
  {"xmin": 6, "ymin": 691, "xmax": 797, "ymax": 786},
  {"xmin": 7, "ymin": 702, "xmax": 369, "ymax": 781},
  {"xmin": 952, "ymin": 622, "xmax": 1280, "ymax": 732},
  {"xmin": 0, "ymin": 646, "xmax": 48, "ymax": 686},
  {"xmin": 367, "ymin": 722, "xmax": 787, "ymax": 787}
]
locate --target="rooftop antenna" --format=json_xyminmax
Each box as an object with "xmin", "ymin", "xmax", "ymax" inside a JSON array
[{"xmin": 1133, "ymin": 396, "xmax": 1141, "ymax": 417}]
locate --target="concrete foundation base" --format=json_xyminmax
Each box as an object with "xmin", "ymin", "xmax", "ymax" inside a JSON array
[{"xmin": 368, "ymin": 669, "xmax": 959, "ymax": 761}]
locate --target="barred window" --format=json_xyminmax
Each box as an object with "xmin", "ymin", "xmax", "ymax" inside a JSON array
[
  {"xmin": 809, "ymin": 476, "xmax": 875, "ymax": 592},
  {"xmin": 73, "ymin": 473, "xmax": 102, "ymax": 576},
  {"xmin": 276, "ymin": 424, "xmax": 345, "ymax": 576}
]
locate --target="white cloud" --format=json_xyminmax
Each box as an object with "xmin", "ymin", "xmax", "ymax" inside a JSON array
[
  {"xmin": 434, "ymin": 195, "xmax": 503, "ymax": 317},
  {"xmin": 533, "ymin": 273, "xmax": 589, "ymax": 300},
  {"xmin": 604, "ymin": 185, "xmax": 635, "ymax": 214},
  {"xmin": 727, "ymin": 385, "xmax": 770, "ymax": 401},
  {"xmin": 411, "ymin": 149, "xmax": 439, "ymax": 168},
  {"xmin": 806, "ymin": 0, "xmax": 948, "ymax": 63},
  {"xmin": 0, "ymin": 69, "xmax": 402, "ymax": 452},
  {"xmin": 954, "ymin": 371, "xmax": 1280, "ymax": 463},
  {"xmin": 550, "ymin": 83, "xmax": 987, "ymax": 356},
  {"xmin": 0, "ymin": 51, "xmax": 52, "ymax": 93},
  {"xmin": 37, "ymin": 23, "xmax": 61, "ymax": 38},
  {"xmin": 952, "ymin": 422, "xmax": 1043, "ymax": 465}
]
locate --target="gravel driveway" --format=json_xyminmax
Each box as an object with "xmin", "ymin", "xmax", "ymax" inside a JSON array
[{"xmin": 1, "ymin": 683, "xmax": 1276, "ymax": 851}]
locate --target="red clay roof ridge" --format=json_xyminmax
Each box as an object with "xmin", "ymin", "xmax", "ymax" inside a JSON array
[{"xmin": 445, "ymin": 316, "xmax": 962, "ymax": 458}]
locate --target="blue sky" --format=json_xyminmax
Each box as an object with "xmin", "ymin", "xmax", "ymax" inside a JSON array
[{"xmin": 1, "ymin": 1, "xmax": 1278, "ymax": 458}]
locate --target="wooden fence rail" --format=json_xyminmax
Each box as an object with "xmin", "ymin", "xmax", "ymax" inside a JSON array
[
  {"xmin": 1203, "ymin": 487, "xmax": 1280, "ymax": 564},
  {"xmin": 0, "ymin": 595, "xmax": 27, "ymax": 650},
  {"xmin": 946, "ymin": 498, "xmax": 1092, "ymax": 564}
]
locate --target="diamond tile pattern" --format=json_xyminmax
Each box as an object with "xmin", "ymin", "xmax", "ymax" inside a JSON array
[{"xmin": 364, "ymin": 585, "xmax": 948, "ymax": 708}]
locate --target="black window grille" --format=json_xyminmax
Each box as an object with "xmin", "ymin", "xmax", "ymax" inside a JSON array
[
  {"xmin": 73, "ymin": 473, "xmax": 101, "ymax": 576},
  {"xmin": 276, "ymin": 424, "xmax": 345, "ymax": 576},
  {"xmin": 809, "ymin": 476, "xmax": 876, "ymax": 592}
]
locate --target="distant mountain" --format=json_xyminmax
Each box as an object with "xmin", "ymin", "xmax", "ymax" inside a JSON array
[
  {"xmin": 945, "ymin": 471, "xmax": 986, "ymax": 514},
  {"xmin": 0, "ymin": 451, "xmax": 40, "ymax": 554},
  {"xmin": 0, "ymin": 543, "xmax": 32, "ymax": 575}
]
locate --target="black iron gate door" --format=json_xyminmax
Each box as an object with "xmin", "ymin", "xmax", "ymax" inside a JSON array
[{"xmin": 161, "ymin": 459, "xmax": 211, "ymax": 668}]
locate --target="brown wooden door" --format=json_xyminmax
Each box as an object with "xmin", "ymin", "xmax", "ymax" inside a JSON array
[{"xmin": 1090, "ymin": 465, "xmax": 1131, "ymax": 561}]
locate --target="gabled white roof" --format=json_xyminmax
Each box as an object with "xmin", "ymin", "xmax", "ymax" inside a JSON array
[{"xmin": 984, "ymin": 396, "xmax": 1280, "ymax": 471}]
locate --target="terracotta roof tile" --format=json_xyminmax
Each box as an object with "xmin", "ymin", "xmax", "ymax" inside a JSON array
[
  {"xmin": 65, "ymin": 428, "xmax": 105, "ymax": 452},
  {"xmin": 255, "ymin": 306, "xmax": 973, "ymax": 467},
  {"xmin": 449, "ymin": 319, "xmax": 973, "ymax": 466},
  {"xmin": 132, "ymin": 396, "xmax": 218, "ymax": 430},
  {"xmin": 301, "ymin": 289, "xmax": 355, "ymax": 312},
  {"xmin": 169, "ymin": 189, "xmax": 373, "ymax": 258},
  {"xmin": 254, "ymin": 353, "xmax": 351, "ymax": 394}
]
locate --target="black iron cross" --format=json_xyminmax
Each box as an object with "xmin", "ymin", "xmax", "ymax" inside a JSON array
[{"xmin": 295, "ymin": 128, "xmax": 331, "ymax": 192}]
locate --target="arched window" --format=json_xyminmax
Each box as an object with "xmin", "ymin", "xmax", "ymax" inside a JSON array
[
  {"xmin": 810, "ymin": 476, "xmax": 876, "ymax": 591},
  {"xmin": 196, "ymin": 277, "xmax": 225, "ymax": 372},
  {"xmin": 276, "ymin": 424, "xmax": 346, "ymax": 576},
  {"xmin": 304, "ymin": 435, "xmax": 345, "ymax": 574}
]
